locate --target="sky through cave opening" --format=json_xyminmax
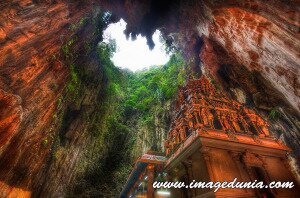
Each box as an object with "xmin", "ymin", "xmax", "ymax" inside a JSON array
[{"xmin": 102, "ymin": 19, "xmax": 171, "ymax": 71}]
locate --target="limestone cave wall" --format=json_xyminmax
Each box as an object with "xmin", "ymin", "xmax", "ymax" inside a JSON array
[
  {"xmin": 0, "ymin": 1, "xmax": 120, "ymax": 196},
  {"xmin": 0, "ymin": 0, "xmax": 299, "ymax": 196}
]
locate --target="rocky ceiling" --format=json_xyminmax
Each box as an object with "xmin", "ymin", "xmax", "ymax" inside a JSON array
[
  {"xmin": 0, "ymin": 0, "xmax": 299, "ymax": 196},
  {"xmin": 101, "ymin": 0, "xmax": 300, "ymax": 113}
]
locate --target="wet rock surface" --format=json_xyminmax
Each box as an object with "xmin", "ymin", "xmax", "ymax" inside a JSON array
[{"xmin": 0, "ymin": 0, "xmax": 299, "ymax": 196}]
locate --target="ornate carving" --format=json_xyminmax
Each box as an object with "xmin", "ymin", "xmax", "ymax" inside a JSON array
[
  {"xmin": 200, "ymin": 146, "xmax": 211, "ymax": 156},
  {"xmin": 242, "ymin": 150, "xmax": 264, "ymax": 167},
  {"xmin": 227, "ymin": 130, "xmax": 238, "ymax": 141},
  {"xmin": 229, "ymin": 113, "xmax": 241, "ymax": 132},
  {"xmin": 229, "ymin": 151, "xmax": 242, "ymax": 162},
  {"xmin": 253, "ymin": 135, "xmax": 263, "ymax": 144},
  {"xmin": 165, "ymin": 77, "xmax": 273, "ymax": 154}
]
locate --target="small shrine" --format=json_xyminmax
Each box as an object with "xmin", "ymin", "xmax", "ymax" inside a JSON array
[{"xmin": 121, "ymin": 77, "xmax": 300, "ymax": 198}]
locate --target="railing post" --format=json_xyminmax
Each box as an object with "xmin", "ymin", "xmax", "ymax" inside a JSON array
[{"xmin": 147, "ymin": 164, "xmax": 155, "ymax": 198}]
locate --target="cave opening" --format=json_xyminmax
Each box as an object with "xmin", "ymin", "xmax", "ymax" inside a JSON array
[
  {"xmin": 60, "ymin": 11, "xmax": 190, "ymax": 197},
  {"xmin": 1, "ymin": 1, "xmax": 300, "ymax": 197},
  {"xmin": 102, "ymin": 18, "xmax": 171, "ymax": 71}
]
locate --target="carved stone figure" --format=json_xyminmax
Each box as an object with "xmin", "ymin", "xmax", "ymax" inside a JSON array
[
  {"xmin": 221, "ymin": 113, "xmax": 232, "ymax": 131},
  {"xmin": 200, "ymin": 108, "xmax": 210, "ymax": 126},
  {"xmin": 188, "ymin": 113, "xmax": 194, "ymax": 128},
  {"xmin": 230, "ymin": 113, "xmax": 242, "ymax": 132},
  {"xmin": 243, "ymin": 108, "xmax": 270, "ymax": 136},
  {"xmin": 179, "ymin": 128, "xmax": 186, "ymax": 142},
  {"xmin": 164, "ymin": 140, "xmax": 171, "ymax": 155},
  {"xmin": 238, "ymin": 115, "xmax": 250, "ymax": 134},
  {"xmin": 216, "ymin": 111, "xmax": 225, "ymax": 130},
  {"xmin": 166, "ymin": 77, "xmax": 275, "ymax": 154},
  {"xmin": 256, "ymin": 116, "xmax": 270, "ymax": 136},
  {"xmin": 205, "ymin": 109, "xmax": 214, "ymax": 128}
]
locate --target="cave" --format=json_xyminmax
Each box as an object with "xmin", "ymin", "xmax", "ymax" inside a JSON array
[{"xmin": 0, "ymin": 0, "xmax": 299, "ymax": 197}]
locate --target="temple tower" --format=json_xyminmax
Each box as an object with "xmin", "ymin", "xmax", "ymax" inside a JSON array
[
  {"xmin": 121, "ymin": 77, "xmax": 300, "ymax": 198},
  {"xmin": 164, "ymin": 77, "xmax": 300, "ymax": 197}
]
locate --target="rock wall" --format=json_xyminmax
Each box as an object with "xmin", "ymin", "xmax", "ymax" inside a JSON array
[
  {"xmin": 199, "ymin": 0, "xmax": 300, "ymax": 112},
  {"xmin": 0, "ymin": 0, "xmax": 299, "ymax": 196},
  {"xmin": 0, "ymin": 1, "xmax": 112, "ymax": 196},
  {"xmin": 131, "ymin": 101, "xmax": 175, "ymax": 158},
  {"xmin": 102, "ymin": 0, "xmax": 299, "ymax": 113}
]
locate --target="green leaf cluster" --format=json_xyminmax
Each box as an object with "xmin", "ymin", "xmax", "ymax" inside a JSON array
[
  {"xmin": 124, "ymin": 53, "xmax": 186, "ymax": 114},
  {"xmin": 70, "ymin": 36, "xmax": 187, "ymax": 196}
]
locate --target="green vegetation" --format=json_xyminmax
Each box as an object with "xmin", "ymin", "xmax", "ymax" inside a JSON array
[
  {"xmin": 51, "ymin": 9, "xmax": 187, "ymax": 197},
  {"xmin": 69, "ymin": 17, "xmax": 88, "ymax": 32},
  {"xmin": 123, "ymin": 53, "xmax": 187, "ymax": 151},
  {"xmin": 62, "ymin": 37, "xmax": 77, "ymax": 59},
  {"xmin": 125, "ymin": 53, "xmax": 186, "ymax": 112},
  {"xmin": 96, "ymin": 40, "xmax": 187, "ymax": 131},
  {"xmin": 96, "ymin": 39, "xmax": 187, "ymax": 151},
  {"xmin": 269, "ymin": 107, "xmax": 280, "ymax": 120},
  {"xmin": 66, "ymin": 64, "xmax": 80, "ymax": 93},
  {"xmin": 42, "ymin": 138, "xmax": 48, "ymax": 146},
  {"xmin": 70, "ymin": 40, "xmax": 187, "ymax": 196}
]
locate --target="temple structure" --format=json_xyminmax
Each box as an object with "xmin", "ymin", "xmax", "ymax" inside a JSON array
[{"xmin": 121, "ymin": 77, "xmax": 300, "ymax": 198}]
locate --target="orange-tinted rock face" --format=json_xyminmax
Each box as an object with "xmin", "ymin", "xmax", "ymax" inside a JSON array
[
  {"xmin": 0, "ymin": 0, "xmax": 299, "ymax": 196},
  {"xmin": 196, "ymin": 1, "xmax": 300, "ymax": 165},
  {"xmin": 0, "ymin": 181, "xmax": 31, "ymax": 198},
  {"xmin": 0, "ymin": 89, "xmax": 22, "ymax": 147},
  {"xmin": 191, "ymin": 1, "xmax": 299, "ymax": 110},
  {"xmin": 206, "ymin": 6, "xmax": 300, "ymax": 112},
  {"xmin": 0, "ymin": 0, "xmax": 100, "ymax": 196}
]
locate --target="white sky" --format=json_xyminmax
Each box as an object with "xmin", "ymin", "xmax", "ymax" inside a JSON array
[{"xmin": 103, "ymin": 19, "xmax": 170, "ymax": 71}]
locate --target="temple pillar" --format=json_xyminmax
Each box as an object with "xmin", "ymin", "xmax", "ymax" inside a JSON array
[
  {"xmin": 201, "ymin": 147, "xmax": 216, "ymax": 182},
  {"xmin": 182, "ymin": 159, "xmax": 196, "ymax": 197},
  {"xmin": 229, "ymin": 151, "xmax": 249, "ymax": 193},
  {"xmin": 147, "ymin": 164, "xmax": 155, "ymax": 198}
]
